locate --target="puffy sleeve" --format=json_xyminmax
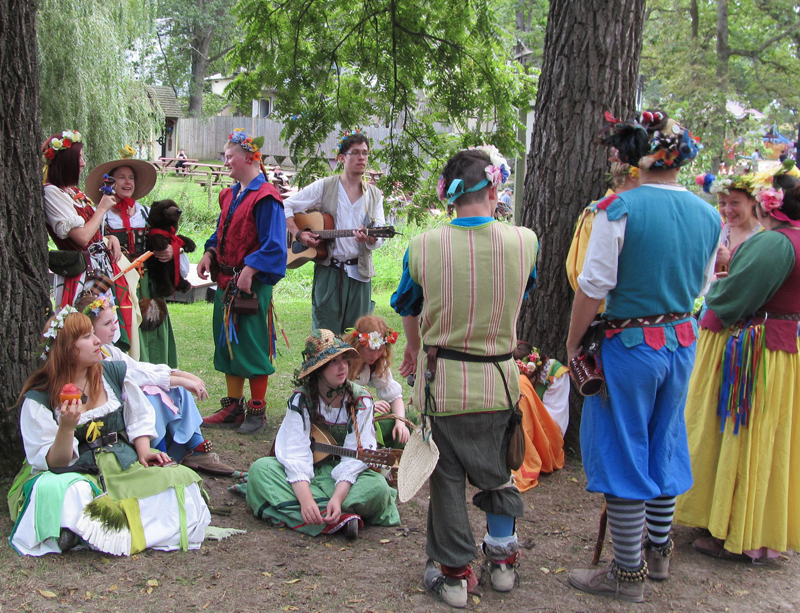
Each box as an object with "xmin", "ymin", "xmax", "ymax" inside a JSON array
[
  {"xmin": 122, "ymin": 375, "xmax": 158, "ymax": 441},
  {"xmin": 44, "ymin": 184, "xmax": 84, "ymax": 239},
  {"xmin": 105, "ymin": 345, "xmax": 171, "ymax": 389},
  {"xmin": 541, "ymin": 371, "xmax": 570, "ymax": 437},
  {"xmin": 275, "ymin": 393, "xmax": 314, "ymax": 483},
  {"xmin": 577, "ymin": 210, "xmax": 627, "ymax": 300},
  {"xmin": 370, "ymin": 368, "xmax": 403, "ymax": 403},
  {"xmin": 331, "ymin": 395, "xmax": 376, "ymax": 485},
  {"xmin": 20, "ymin": 397, "xmax": 79, "ymax": 472}
]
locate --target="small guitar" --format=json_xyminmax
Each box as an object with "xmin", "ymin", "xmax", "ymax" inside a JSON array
[
  {"xmin": 310, "ymin": 424, "xmax": 401, "ymax": 470},
  {"xmin": 286, "ymin": 211, "xmax": 399, "ymax": 269}
]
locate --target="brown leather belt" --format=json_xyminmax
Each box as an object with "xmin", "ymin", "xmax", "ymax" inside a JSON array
[
  {"xmin": 605, "ymin": 312, "xmax": 692, "ymax": 330},
  {"xmin": 759, "ymin": 311, "xmax": 800, "ymax": 322},
  {"xmin": 422, "ymin": 344, "xmax": 512, "ymax": 381}
]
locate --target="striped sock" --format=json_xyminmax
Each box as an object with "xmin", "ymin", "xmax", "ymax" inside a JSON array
[
  {"xmin": 604, "ymin": 495, "xmax": 645, "ymax": 570},
  {"xmin": 645, "ymin": 495, "xmax": 676, "ymax": 546}
]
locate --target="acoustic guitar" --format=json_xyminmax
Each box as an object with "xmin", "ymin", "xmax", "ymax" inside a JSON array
[
  {"xmin": 310, "ymin": 424, "xmax": 401, "ymax": 470},
  {"xmin": 286, "ymin": 211, "xmax": 399, "ymax": 269}
]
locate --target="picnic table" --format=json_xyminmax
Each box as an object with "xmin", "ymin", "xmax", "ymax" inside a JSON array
[{"xmin": 156, "ymin": 157, "xmax": 199, "ymax": 175}]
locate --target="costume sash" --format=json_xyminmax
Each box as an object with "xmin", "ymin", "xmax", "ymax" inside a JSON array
[
  {"xmin": 114, "ymin": 198, "xmax": 138, "ymax": 255},
  {"xmin": 149, "ymin": 227, "xmax": 185, "ymax": 287}
]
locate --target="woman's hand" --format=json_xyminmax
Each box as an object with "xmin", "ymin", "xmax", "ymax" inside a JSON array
[
  {"xmin": 107, "ymin": 235, "xmax": 122, "ymax": 262},
  {"xmin": 392, "ymin": 420, "xmax": 410, "ymax": 444},
  {"xmin": 323, "ymin": 497, "xmax": 343, "ymax": 525},
  {"xmin": 373, "ymin": 400, "xmax": 392, "ymax": 415},
  {"xmin": 58, "ymin": 399, "xmax": 82, "ymax": 430},
  {"xmin": 300, "ymin": 500, "xmax": 325, "ymax": 525},
  {"xmin": 153, "ymin": 245, "xmax": 174, "ymax": 262},
  {"xmin": 97, "ymin": 194, "xmax": 117, "ymax": 215},
  {"xmin": 715, "ymin": 244, "xmax": 731, "ymax": 271},
  {"xmin": 138, "ymin": 450, "xmax": 171, "ymax": 468},
  {"xmin": 179, "ymin": 377, "xmax": 209, "ymax": 401}
]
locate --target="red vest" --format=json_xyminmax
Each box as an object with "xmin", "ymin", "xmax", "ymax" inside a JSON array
[
  {"xmin": 46, "ymin": 195, "xmax": 103, "ymax": 251},
  {"xmin": 216, "ymin": 181, "xmax": 282, "ymax": 288},
  {"xmin": 763, "ymin": 228, "xmax": 800, "ymax": 315}
]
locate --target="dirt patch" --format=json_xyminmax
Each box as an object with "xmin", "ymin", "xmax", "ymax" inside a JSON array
[{"xmin": 1, "ymin": 424, "xmax": 799, "ymax": 613}]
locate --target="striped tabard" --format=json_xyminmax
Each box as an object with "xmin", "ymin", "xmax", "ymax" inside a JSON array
[{"xmin": 408, "ymin": 220, "xmax": 538, "ymax": 415}]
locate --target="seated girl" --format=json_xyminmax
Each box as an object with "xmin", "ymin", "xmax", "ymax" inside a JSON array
[
  {"xmin": 75, "ymin": 293, "xmax": 233, "ymax": 476},
  {"xmin": 343, "ymin": 315, "xmax": 414, "ymax": 448},
  {"xmin": 509, "ymin": 342, "xmax": 567, "ymax": 492},
  {"xmin": 8, "ymin": 308, "xmax": 210, "ymax": 556},
  {"xmin": 243, "ymin": 329, "xmax": 400, "ymax": 538}
]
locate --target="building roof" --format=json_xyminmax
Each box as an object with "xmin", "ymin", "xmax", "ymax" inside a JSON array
[{"xmin": 146, "ymin": 85, "xmax": 184, "ymax": 119}]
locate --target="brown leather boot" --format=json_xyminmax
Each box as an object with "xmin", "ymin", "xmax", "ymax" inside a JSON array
[
  {"xmin": 644, "ymin": 537, "xmax": 673, "ymax": 580},
  {"xmin": 237, "ymin": 399, "xmax": 267, "ymax": 435},
  {"xmin": 568, "ymin": 560, "xmax": 646, "ymax": 603}
]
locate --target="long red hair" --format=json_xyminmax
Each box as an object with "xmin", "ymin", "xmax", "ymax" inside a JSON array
[
  {"xmin": 18, "ymin": 313, "xmax": 103, "ymax": 409},
  {"xmin": 343, "ymin": 315, "xmax": 394, "ymax": 381}
]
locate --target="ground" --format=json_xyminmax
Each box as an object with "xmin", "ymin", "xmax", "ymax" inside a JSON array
[{"xmin": 1, "ymin": 293, "xmax": 798, "ymax": 612}]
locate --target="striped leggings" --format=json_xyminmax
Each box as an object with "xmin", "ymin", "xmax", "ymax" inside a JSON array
[{"xmin": 605, "ymin": 494, "xmax": 675, "ymax": 570}]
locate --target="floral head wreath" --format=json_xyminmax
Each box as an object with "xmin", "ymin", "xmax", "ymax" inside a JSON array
[
  {"xmin": 637, "ymin": 112, "xmax": 701, "ymax": 170},
  {"xmin": 228, "ymin": 128, "xmax": 264, "ymax": 162},
  {"xmin": 346, "ymin": 327, "xmax": 399, "ymax": 350},
  {"xmin": 118, "ymin": 144, "xmax": 136, "ymax": 159},
  {"xmin": 40, "ymin": 305, "xmax": 78, "ymax": 360},
  {"xmin": 337, "ymin": 128, "xmax": 366, "ymax": 154},
  {"xmin": 701, "ymin": 173, "xmax": 754, "ymax": 196},
  {"xmin": 82, "ymin": 290, "xmax": 116, "ymax": 317},
  {"xmin": 515, "ymin": 348, "xmax": 543, "ymax": 377},
  {"xmin": 436, "ymin": 144, "xmax": 511, "ymax": 204},
  {"xmin": 752, "ymin": 160, "xmax": 800, "ymax": 227},
  {"xmin": 43, "ymin": 130, "xmax": 82, "ymax": 162}
]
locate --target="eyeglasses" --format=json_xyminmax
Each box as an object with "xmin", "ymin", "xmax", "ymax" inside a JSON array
[{"xmin": 342, "ymin": 150, "xmax": 370, "ymax": 158}]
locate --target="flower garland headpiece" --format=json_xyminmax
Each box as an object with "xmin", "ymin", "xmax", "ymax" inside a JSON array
[
  {"xmin": 228, "ymin": 128, "xmax": 264, "ymax": 162},
  {"xmin": 638, "ymin": 114, "xmax": 701, "ymax": 170},
  {"xmin": 699, "ymin": 173, "xmax": 754, "ymax": 196},
  {"xmin": 118, "ymin": 144, "xmax": 136, "ymax": 159},
  {"xmin": 347, "ymin": 327, "xmax": 399, "ymax": 350},
  {"xmin": 515, "ymin": 348, "xmax": 543, "ymax": 377},
  {"xmin": 40, "ymin": 305, "xmax": 78, "ymax": 360},
  {"xmin": 337, "ymin": 128, "xmax": 366, "ymax": 155},
  {"xmin": 752, "ymin": 160, "xmax": 800, "ymax": 227},
  {"xmin": 43, "ymin": 130, "xmax": 82, "ymax": 162},
  {"xmin": 436, "ymin": 144, "xmax": 511, "ymax": 204},
  {"xmin": 82, "ymin": 290, "xmax": 116, "ymax": 317}
]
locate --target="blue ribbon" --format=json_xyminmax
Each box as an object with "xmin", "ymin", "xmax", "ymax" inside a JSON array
[{"xmin": 446, "ymin": 178, "xmax": 489, "ymax": 204}]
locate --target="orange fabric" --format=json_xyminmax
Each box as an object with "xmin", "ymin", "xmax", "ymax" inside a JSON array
[
  {"xmin": 226, "ymin": 374, "xmax": 245, "ymax": 399},
  {"xmin": 512, "ymin": 376, "xmax": 565, "ymax": 492},
  {"xmin": 249, "ymin": 375, "xmax": 269, "ymax": 402}
]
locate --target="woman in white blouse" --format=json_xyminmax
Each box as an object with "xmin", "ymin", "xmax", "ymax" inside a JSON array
[
  {"xmin": 8, "ymin": 309, "xmax": 210, "ymax": 556},
  {"xmin": 242, "ymin": 330, "xmax": 400, "ymax": 539}
]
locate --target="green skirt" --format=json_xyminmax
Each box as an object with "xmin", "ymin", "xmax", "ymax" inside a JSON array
[
  {"xmin": 245, "ymin": 457, "xmax": 400, "ymax": 536},
  {"xmin": 138, "ymin": 268, "xmax": 178, "ymax": 368}
]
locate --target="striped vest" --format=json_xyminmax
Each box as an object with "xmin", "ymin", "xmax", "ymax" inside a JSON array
[{"xmin": 408, "ymin": 221, "xmax": 538, "ymax": 414}]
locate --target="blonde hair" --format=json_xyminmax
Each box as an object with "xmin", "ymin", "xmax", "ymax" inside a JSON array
[{"xmin": 343, "ymin": 315, "xmax": 394, "ymax": 380}]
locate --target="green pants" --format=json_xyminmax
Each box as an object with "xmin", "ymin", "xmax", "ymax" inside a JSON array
[
  {"xmin": 245, "ymin": 457, "xmax": 400, "ymax": 536},
  {"xmin": 311, "ymin": 264, "xmax": 373, "ymax": 335},
  {"xmin": 375, "ymin": 407, "xmax": 419, "ymax": 449}
]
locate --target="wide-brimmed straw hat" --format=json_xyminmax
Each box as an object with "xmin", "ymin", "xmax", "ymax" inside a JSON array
[
  {"xmin": 84, "ymin": 158, "xmax": 158, "ymax": 204},
  {"xmin": 397, "ymin": 416, "xmax": 439, "ymax": 503},
  {"xmin": 295, "ymin": 329, "xmax": 358, "ymax": 380}
]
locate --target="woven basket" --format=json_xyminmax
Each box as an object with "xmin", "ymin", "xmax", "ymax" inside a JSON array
[{"xmin": 397, "ymin": 416, "xmax": 439, "ymax": 503}]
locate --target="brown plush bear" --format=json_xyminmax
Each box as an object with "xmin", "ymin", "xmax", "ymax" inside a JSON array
[{"xmin": 145, "ymin": 199, "xmax": 197, "ymax": 298}]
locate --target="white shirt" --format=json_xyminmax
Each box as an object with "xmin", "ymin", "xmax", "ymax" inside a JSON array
[
  {"xmin": 275, "ymin": 392, "xmax": 377, "ymax": 485},
  {"xmin": 44, "ymin": 184, "xmax": 87, "ymax": 239},
  {"xmin": 538, "ymin": 359, "xmax": 570, "ymax": 437},
  {"xmin": 102, "ymin": 345, "xmax": 172, "ymax": 389},
  {"xmin": 578, "ymin": 185, "xmax": 718, "ymax": 300},
  {"xmin": 283, "ymin": 177, "xmax": 385, "ymax": 282},
  {"xmin": 352, "ymin": 364, "xmax": 403, "ymax": 404},
  {"xmin": 20, "ymin": 374, "xmax": 157, "ymax": 473}
]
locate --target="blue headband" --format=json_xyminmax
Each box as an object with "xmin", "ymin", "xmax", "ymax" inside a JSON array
[{"xmin": 446, "ymin": 178, "xmax": 489, "ymax": 204}]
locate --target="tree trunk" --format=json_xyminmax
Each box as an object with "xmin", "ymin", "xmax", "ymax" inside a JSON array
[
  {"xmin": 187, "ymin": 27, "xmax": 214, "ymax": 118},
  {"xmin": 0, "ymin": 0, "xmax": 52, "ymax": 475},
  {"xmin": 517, "ymin": 0, "xmax": 646, "ymax": 454}
]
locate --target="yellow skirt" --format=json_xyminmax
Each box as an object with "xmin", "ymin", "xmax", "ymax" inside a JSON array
[{"xmin": 675, "ymin": 327, "xmax": 800, "ymax": 554}]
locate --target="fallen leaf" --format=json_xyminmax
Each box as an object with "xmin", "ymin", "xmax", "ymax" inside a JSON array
[
  {"xmin": 568, "ymin": 478, "xmax": 579, "ymax": 484},
  {"xmin": 733, "ymin": 590, "xmax": 749, "ymax": 596},
  {"xmin": 131, "ymin": 554, "xmax": 139, "ymax": 560},
  {"xmin": 203, "ymin": 602, "xmax": 211, "ymax": 609},
  {"xmin": 284, "ymin": 579, "xmax": 301, "ymax": 584},
  {"xmin": 554, "ymin": 568, "xmax": 567, "ymax": 574},
  {"xmin": 146, "ymin": 587, "xmax": 154, "ymax": 595},
  {"xmin": 347, "ymin": 599, "xmax": 365, "ymax": 604},
  {"xmin": 540, "ymin": 567, "xmax": 550, "ymax": 574},
  {"xmin": 84, "ymin": 591, "xmax": 94, "ymax": 600},
  {"xmin": 146, "ymin": 579, "xmax": 159, "ymax": 587},
  {"xmin": 325, "ymin": 542, "xmax": 332, "ymax": 548},
  {"xmin": 108, "ymin": 585, "xmax": 118, "ymax": 592},
  {"xmin": 339, "ymin": 547, "xmax": 347, "ymax": 551},
  {"xmin": 262, "ymin": 572, "xmax": 272, "ymax": 577},
  {"xmin": 284, "ymin": 607, "xmax": 299, "ymax": 611},
  {"xmin": 380, "ymin": 539, "xmax": 391, "ymax": 544},
  {"xmin": 101, "ymin": 557, "xmax": 111, "ymax": 564},
  {"xmin": 38, "ymin": 590, "xmax": 57, "ymax": 599},
  {"xmin": 472, "ymin": 595, "xmax": 481, "ymax": 605}
]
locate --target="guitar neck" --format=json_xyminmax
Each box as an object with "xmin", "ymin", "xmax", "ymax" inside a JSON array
[
  {"xmin": 315, "ymin": 229, "xmax": 375, "ymax": 239},
  {"xmin": 311, "ymin": 442, "xmax": 358, "ymax": 459}
]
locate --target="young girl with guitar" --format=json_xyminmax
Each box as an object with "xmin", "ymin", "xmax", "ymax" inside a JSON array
[{"xmin": 243, "ymin": 330, "xmax": 400, "ymax": 538}]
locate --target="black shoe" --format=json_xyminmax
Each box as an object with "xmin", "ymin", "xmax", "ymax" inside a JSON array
[{"xmin": 57, "ymin": 528, "xmax": 79, "ymax": 552}]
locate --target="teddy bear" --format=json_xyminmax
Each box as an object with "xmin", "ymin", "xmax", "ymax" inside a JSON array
[{"xmin": 145, "ymin": 199, "xmax": 197, "ymax": 298}]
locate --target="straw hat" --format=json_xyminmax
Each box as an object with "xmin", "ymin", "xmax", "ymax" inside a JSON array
[
  {"xmin": 397, "ymin": 416, "xmax": 439, "ymax": 503},
  {"xmin": 296, "ymin": 329, "xmax": 358, "ymax": 380},
  {"xmin": 84, "ymin": 158, "xmax": 158, "ymax": 204}
]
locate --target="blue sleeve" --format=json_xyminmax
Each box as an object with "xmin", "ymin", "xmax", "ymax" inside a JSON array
[
  {"xmin": 204, "ymin": 215, "xmax": 221, "ymax": 251},
  {"xmin": 391, "ymin": 248, "xmax": 424, "ymax": 317},
  {"xmin": 244, "ymin": 197, "xmax": 288, "ymax": 286}
]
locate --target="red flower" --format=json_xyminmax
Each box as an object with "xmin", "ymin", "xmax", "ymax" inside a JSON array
[
  {"xmin": 45, "ymin": 149, "xmax": 55, "ymax": 160},
  {"xmin": 386, "ymin": 331, "xmax": 398, "ymax": 344},
  {"xmin": 62, "ymin": 139, "xmax": 72, "ymax": 147}
]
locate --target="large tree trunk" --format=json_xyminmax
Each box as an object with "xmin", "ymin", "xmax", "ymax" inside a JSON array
[
  {"xmin": 517, "ymin": 0, "xmax": 646, "ymax": 453},
  {"xmin": 187, "ymin": 27, "xmax": 214, "ymax": 118},
  {"xmin": 0, "ymin": 0, "xmax": 52, "ymax": 474}
]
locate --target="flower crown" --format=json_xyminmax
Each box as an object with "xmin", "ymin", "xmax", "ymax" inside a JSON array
[
  {"xmin": 43, "ymin": 130, "xmax": 82, "ymax": 161},
  {"xmin": 702, "ymin": 173, "xmax": 754, "ymax": 196},
  {"xmin": 40, "ymin": 305, "xmax": 78, "ymax": 360},
  {"xmin": 82, "ymin": 290, "xmax": 116, "ymax": 317},
  {"xmin": 336, "ymin": 128, "xmax": 366, "ymax": 154},
  {"xmin": 751, "ymin": 160, "xmax": 800, "ymax": 227},
  {"xmin": 515, "ymin": 348, "xmax": 543, "ymax": 377},
  {"xmin": 348, "ymin": 328, "xmax": 399, "ymax": 350},
  {"xmin": 118, "ymin": 144, "xmax": 136, "ymax": 159},
  {"xmin": 638, "ymin": 120, "xmax": 701, "ymax": 170},
  {"xmin": 229, "ymin": 128, "xmax": 264, "ymax": 161},
  {"xmin": 436, "ymin": 144, "xmax": 511, "ymax": 204}
]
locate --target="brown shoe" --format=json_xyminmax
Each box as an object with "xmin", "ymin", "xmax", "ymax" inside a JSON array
[
  {"xmin": 237, "ymin": 399, "xmax": 267, "ymax": 435},
  {"xmin": 568, "ymin": 563, "xmax": 645, "ymax": 603},
  {"xmin": 693, "ymin": 536, "xmax": 748, "ymax": 561},
  {"xmin": 203, "ymin": 396, "xmax": 245, "ymax": 427},
  {"xmin": 182, "ymin": 452, "xmax": 235, "ymax": 476},
  {"xmin": 644, "ymin": 537, "xmax": 672, "ymax": 581}
]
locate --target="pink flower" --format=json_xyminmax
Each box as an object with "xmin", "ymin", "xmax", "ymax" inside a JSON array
[
  {"xmin": 436, "ymin": 175, "xmax": 447, "ymax": 201},
  {"xmin": 756, "ymin": 187, "xmax": 784, "ymax": 211}
]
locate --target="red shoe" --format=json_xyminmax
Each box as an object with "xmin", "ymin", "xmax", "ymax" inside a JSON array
[{"xmin": 203, "ymin": 396, "xmax": 245, "ymax": 427}]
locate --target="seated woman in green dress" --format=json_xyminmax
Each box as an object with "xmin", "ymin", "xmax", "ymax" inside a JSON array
[{"xmin": 242, "ymin": 330, "xmax": 400, "ymax": 539}]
